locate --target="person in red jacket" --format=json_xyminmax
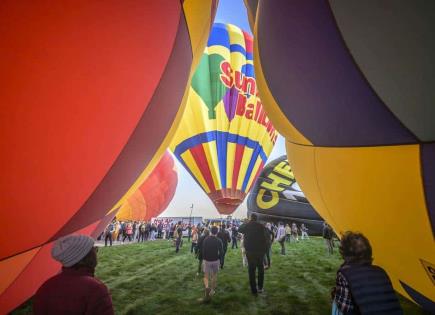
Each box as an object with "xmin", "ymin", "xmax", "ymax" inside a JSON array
[{"xmin": 33, "ymin": 234, "xmax": 114, "ymax": 315}]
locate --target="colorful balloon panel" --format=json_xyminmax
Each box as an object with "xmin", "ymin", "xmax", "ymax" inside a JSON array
[
  {"xmin": 171, "ymin": 23, "xmax": 277, "ymax": 215},
  {"xmin": 117, "ymin": 151, "xmax": 178, "ymax": 221},
  {"xmin": 250, "ymin": 0, "xmax": 435, "ymax": 311},
  {"xmin": 247, "ymin": 155, "xmax": 323, "ymax": 234},
  {"xmin": 0, "ymin": 1, "xmax": 217, "ymax": 313}
]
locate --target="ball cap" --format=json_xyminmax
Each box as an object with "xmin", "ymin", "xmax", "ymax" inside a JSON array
[{"xmin": 51, "ymin": 235, "xmax": 95, "ymax": 267}]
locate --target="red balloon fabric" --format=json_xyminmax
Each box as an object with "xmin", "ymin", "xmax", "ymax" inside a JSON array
[{"xmin": 0, "ymin": 1, "xmax": 217, "ymax": 313}]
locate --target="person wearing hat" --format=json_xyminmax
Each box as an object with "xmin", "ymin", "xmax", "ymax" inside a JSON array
[{"xmin": 33, "ymin": 234, "xmax": 114, "ymax": 315}]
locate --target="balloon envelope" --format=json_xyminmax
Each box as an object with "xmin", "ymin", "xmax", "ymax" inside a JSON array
[
  {"xmin": 0, "ymin": 1, "xmax": 217, "ymax": 313},
  {"xmin": 171, "ymin": 23, "xmax": 277, "ymax": 215},
  {"xmin": 247, "ymin": 156, "xmax": 323, "ymax": 234},
  {"xmin": 117, "ymin": 151, "xmax": 178, "ymax": 221},
  {"xmin": 249, "ymin": 1, "xmax": 435, "ymax": 311}
]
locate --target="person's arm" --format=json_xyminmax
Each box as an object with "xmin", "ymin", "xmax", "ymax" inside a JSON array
[
  {"xmin": 218, "ymin": 239, "xmax": 224, "ymax": 259},
  {"xmin": 238, "ymin": 223, "xmax": 247, "ymax": 234},
  {"xmin": 333, "ymin": 271, "xmax": 354, "ymax": 313}
]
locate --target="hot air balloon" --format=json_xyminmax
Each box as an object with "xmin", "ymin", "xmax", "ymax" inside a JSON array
[
  {"xmin": 171, "ymin": 23, "xmax": 278, "ymax": 215},
  {"xmin": 247, "ymin": 1, "xmax": 435, "ymax": 311},
  {"xmin": 247, "ymin": 156, "xmax": 323, "ymax": 234},
  {"xmin": 0, "ymin": 1, "xmax": 217, "ymax": 313},
  {"xmin": 117, "ymin": 151, "xmax": 178, "ymax": 221}
]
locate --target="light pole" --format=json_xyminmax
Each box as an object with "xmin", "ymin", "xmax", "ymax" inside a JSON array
[{"xmin": 189, "ymin": 203, "xmax": 194, "ymax": 226}]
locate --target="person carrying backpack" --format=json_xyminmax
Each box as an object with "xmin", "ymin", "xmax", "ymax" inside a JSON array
[{"xmin": 104, "ymin": 221, "xmax": 115, "ymax": 247}]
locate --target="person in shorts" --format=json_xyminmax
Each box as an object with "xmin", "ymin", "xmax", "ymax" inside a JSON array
[{"xmin": 201, "ymin": 226, "xmax": 223, "ymax": 301}]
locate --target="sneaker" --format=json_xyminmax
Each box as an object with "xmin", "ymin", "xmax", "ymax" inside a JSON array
[
  {"xmin": 258, "ymin": 288, "xmax": 264, "ymax": 294},
  {"xmin": 210, "ymin": 289, "xmax": 216, "ymax": 296}
]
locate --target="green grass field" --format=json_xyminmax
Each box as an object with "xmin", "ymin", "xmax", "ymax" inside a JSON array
[{"xmin": 12, "ymin": 238, "xmax": 428, "ymax": 315}]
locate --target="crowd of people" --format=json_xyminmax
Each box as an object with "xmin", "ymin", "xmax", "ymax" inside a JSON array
[
  {"xmin": 32, "ymin": 215, "xmax": 404, "ymax": 314},
  {"xmin": 99, "ymin": 219, "xmax": 201, "ymax": 247}
]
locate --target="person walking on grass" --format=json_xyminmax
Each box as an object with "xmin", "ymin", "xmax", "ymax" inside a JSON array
[
  {"xmin": 191, "ymin": 226, "xmax": 199, "ymax": 254},
  {"xmin": 285, "ymin": 223, "xmax": 291, "ymax": 242},
  {"xmin": 238, "ymin": 214, "xmax": 268, "ymax": 295},
  {"xmin": 104, "ymin": 221, "xmax": 115, "ymax": 247},
  {"xmin": 196, "ymin": 228, "xmax": 210, "ymax": 276},
  {"xmin": 291, "ymin": 222, "xmax": 299, "ymax": 242},
  {"xmin": 138, "ymin": 223, "xmax": 146, "ymax": 242},
  {"xmin": 217, "ymin": 224, "xmax": 231, "ymax": 269},
  {"xmin": 331, "ymin": 232, "xmax": 402, "ymax": 315},
  {"xmin": 122, "ymin": 222, "xmax": 133, "ymax": 243},
  {"xmin": 276, "ymin": 222, "xmax": 286, "ymax": 255},
  {"xmin": 116, "ymin": 221, "xmax": 123, "ymax": 242},
  {"xmin": 231, "ymin": 224, "xmax": 239, "ymax": 249},
  {"xmin": 201, "ymin": 226, "xmax": 223, "ymax": 301},
  {"xmin": 187, "ymin": 224, "xmax": 192, "ymax": 242},
  {"xmin": 175, "ymin": 222, "xmax": 183, "ymax": 253},
  {"xmin": 264, "ymin": 223, "xmax": 274, "ymax": 269},
  {"xmin": 300, "ymin": 223, "xmax": 309, "ymax": 240},
  {"xmin": 34, "ymin": 235, "xmax": 114, "ymax": 315}
]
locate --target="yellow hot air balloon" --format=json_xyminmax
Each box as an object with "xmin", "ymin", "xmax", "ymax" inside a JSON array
[{"xmin": 171, "ymin": 23, "xmax": 277, "ymax": 215}]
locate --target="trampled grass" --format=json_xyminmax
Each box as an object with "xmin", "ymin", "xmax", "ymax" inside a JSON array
[{"xmin": 12, "ymin": 238, "xmax": 428, "ymax": 314}]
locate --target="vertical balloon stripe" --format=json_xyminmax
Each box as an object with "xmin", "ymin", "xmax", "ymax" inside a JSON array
[
  {"xmin": 247, "ymin": 160, "xmax": 264, "ymax": 193},
  {"xmin": 238, "ymin": 146, "xmax": 254, "ymax": 190},
  {"xmin": 232, "ymin": 144, "xmax": 245, "ymax": 190},
  {"xmin": 226, "ymin": 142, "xmax": 237, "ymax": 188},
  {"xmin": 242, "ymin": 145, "xmax": 261, "ymax": 191},
  {"xmin": 190, "ymin": 144, "xmax": 216, "ymax": 192},
  {"xmin": 203, "ymin": 140, "xmax": 222, "ymax": 189},
  {"xmin": 216, "ymin": 131, "xmax": 228, "ymax": 188},
  {"xmin": 243, "ymin": 30, "xmax": 253, "ymax": 56},
  {"xmin": 207, "ymin": 23, "xmax": 229, "ymax": 47},
  {"xmin": 180, "ymin": 150, "xmax": 210, "ymax": 193}
]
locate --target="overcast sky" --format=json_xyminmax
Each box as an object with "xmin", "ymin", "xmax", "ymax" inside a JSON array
[{"xmin": 159, "ymin": 0, "xmax": 287, "ymax": 219}]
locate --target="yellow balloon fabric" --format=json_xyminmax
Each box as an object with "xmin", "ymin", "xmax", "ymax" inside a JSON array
[{"xmin": 249, "ymin": 1, "xmax": 435, "ymax": 311}]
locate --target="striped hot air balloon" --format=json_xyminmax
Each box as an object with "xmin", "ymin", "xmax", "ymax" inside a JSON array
[{"xmin": 171, "ymin": 23, "xmax": 277, "ymax": 215}]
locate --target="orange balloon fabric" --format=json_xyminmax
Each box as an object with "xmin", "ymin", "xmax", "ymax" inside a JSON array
[
  {"xmin": 0, "ymin": 1, "xmax": 217, "ymax": 313},
  {"xmin": 117, "ymin": 151, "xmax": 178, "ymax": 221}
]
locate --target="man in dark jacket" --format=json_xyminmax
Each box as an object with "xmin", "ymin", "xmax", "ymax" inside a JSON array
[
  {"xmin": 238, "ymin": 214, "xmax": 268, "ymax": 295},
  {"xmin": 104, "ymin": 221, "xmax": 115, "ymax": 247},
  {"xmin": 33, "ymin": 235, "xmax": 114, "ymax": 315},
  {"xmin": 196, "ymin": 228, "xmax": 210, "ymax": 276},
  {"xmin": 202, "ymin": 226, "xmax": 223, "ymax": 301},
  {"xmin": 231, "ymin": 224, "xmax": 238, "ymax": 249},
  {"xmin": 217, "ymin": 224, "xmax": 231, "ymax": 269}
]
